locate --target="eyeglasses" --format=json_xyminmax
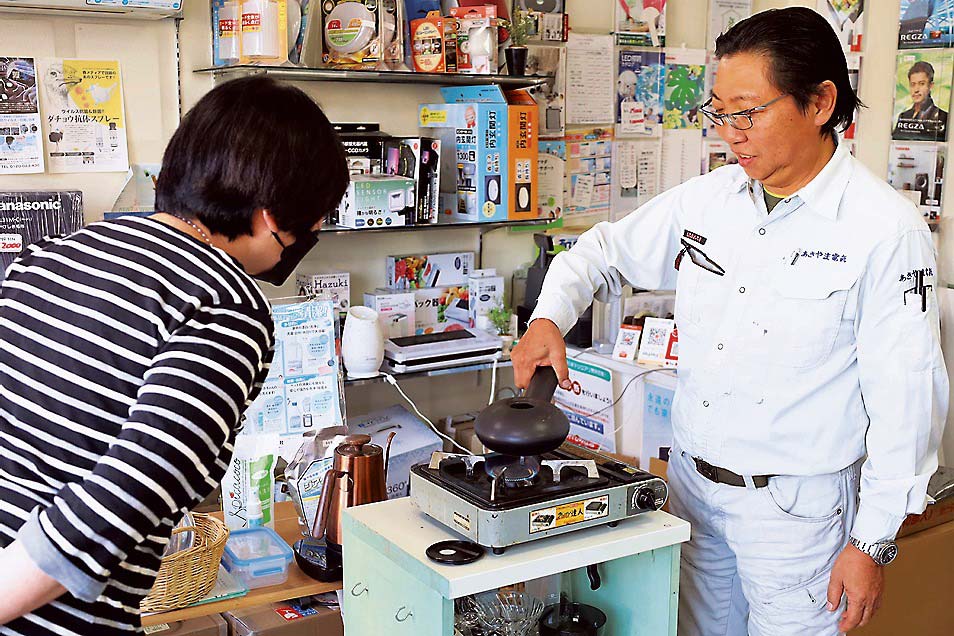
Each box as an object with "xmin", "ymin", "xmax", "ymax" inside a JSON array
[
  {"xmin": 700, "ymin": 94, "xmax": 789, "ymax": 131},
  {"xmin": 674, "ymin": 239, "xmax": 726, "ymax": 276}
]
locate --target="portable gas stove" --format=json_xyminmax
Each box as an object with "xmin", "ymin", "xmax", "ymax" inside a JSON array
[{"xmin": 410, "ymin": 442, "xmax": 668, "ymax": 554}]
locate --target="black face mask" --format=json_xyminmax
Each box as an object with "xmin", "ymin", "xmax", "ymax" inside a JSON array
[{"xmin": 254, "ymin": 230, "xmax": 320, "ymax": 286}]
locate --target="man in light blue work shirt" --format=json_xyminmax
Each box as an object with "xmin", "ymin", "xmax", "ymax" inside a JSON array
[{"xmin": 512, "ymin": 8, "xmax": 948, "ymax": 635}]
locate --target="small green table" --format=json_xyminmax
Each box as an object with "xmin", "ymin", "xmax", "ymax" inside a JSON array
[{"xmin": 342, "ymin": 497, "xmax": 690, "ymax": 635}]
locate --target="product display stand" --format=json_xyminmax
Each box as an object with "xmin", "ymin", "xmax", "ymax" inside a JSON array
[{"xmin": 341, "ymin": 497, "xmax": 690, "ymax": 635}]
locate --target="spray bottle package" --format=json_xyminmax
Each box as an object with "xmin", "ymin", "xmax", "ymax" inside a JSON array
[{"xmin": 222, "ymin": 434, "xmax": 281, "ymax": 531}]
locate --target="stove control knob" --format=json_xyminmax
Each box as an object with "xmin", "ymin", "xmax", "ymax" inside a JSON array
[{"xmin": 634, "ymin": 487, "xmax": 658, "ymax": 511}]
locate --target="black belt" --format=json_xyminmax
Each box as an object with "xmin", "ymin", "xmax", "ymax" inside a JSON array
[{"xmin": 693, "ymin": 457, "xmax": 774, "ymax": 488}]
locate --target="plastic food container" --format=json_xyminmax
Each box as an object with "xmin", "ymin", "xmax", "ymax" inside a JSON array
[{"xmin": 221, "ymin": 527, "xmax": 294, "ymax": 590}]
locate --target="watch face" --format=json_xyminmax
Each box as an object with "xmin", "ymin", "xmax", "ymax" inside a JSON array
[{"xmin": 878, "ymin": 543, "xmax": 899, "ymax": 566}]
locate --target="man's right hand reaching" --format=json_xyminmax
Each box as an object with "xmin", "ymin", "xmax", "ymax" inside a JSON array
[{"xmin": 510, "ymin": 319, "xmax": 572, "ymax": 391}]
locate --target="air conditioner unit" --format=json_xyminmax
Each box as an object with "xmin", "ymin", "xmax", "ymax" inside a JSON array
[{"xmin": 0, "ymin": 0, "xmax": 182, "ymax": 20}]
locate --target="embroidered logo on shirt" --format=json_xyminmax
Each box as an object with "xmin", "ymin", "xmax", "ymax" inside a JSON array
[
  {"xmin": 683, "ymin": 230, "xmax": 707, "ymax": 245},
  {"xmin": 902, "ymin": 268, "xmax": 934, "ymax": 313},
  {"xmin": 790, "ymin": 249, "xmax": 848, "ymax": 265}
]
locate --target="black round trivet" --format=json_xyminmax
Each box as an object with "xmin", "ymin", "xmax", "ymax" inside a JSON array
[{"xmin": 426, "ymin": 540, "xmax": 485, "ymax": 565}]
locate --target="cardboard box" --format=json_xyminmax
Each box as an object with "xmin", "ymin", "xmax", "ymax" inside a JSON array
[
  {"xmin": 337, "ymin": 174, "xmax": 414, "ymax": 229},
  {"xmin": 144, "ymin": 614, "xmax": 226, "ymax": 635},
  {"xmin": 296, "ymin": 271, "xmax": 350, "ymax": 313},
  {"xmin": 386, "ymin": 251, "xmax": 474, "ymax": 289},
  {"xmin": 854, "ymin": 520, "xmax": 954, "ymax": 636},
  {"xmin": 898, "ymin": 497, "xmax": 954, "ymax": 537},
  {"xmin": 347, "ymin": 405, "xmax": 442, "ymax": 500},
  {"xmin": 224, "ymin": 598, "xmax": 343, "ymax": 636},
  {"xmin": 420, "ymin": 85, "xmax": 510, "ymax": 222},
  {"xmin": 0, "ymin": 191, "xmax": 83, "ymax": 282},
  {"xmin": 467, "ymin": 268, "xmax": 504, "ymax": 329},
  {"xmin": 333, "ymin": 123, "xmax": 390, "ymax": 176},
  {"xmin": 364, "ymin": 289, "xmax": 415, "ymax": 339},
  {"xmin": 385, "ymin": 137, "xmax": 442, "ymax": 225},
  {"xmin": 413, "ymin": 285, "xmax": 470, "ymax": 334},
  {"xmin": 504, "ymin": 89, "xmax": 539, "ymax": 221},
  {"xmin": 409, "ymin": 11, "xmax": 457, "ymax": 73}
]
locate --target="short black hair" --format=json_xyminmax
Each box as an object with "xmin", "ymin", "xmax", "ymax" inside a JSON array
[
  {"xmin": 156, "ymin": 76, "xmax": 348, "ymax": 239},
  {"xmin": 715, "ymin": 7, "xmax": 863, "ymax": 139},
  {"xmin": 908, "ymin": 61, "xmax": 935, "ymax": 82}
]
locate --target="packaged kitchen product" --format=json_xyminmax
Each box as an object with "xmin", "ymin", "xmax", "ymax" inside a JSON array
[
  {"xmin": 337, "ymin": 174, "xmax": 414, "ymax": 229},
  {"xmin": 0, "ymin": 191, "xmax": 83, "ymax": 282},
  {"xmin": 221, "ymin": 434, "xmax": 280, "ymax": 531},
  {"xmin": 363, "ymin": 288, "xmax": 415, "ymax": 338},
  {"xmin": 223, "ymin": 598, "xmax": 344, "ymax": 636},
  {"xmin": 386, "ymin": 251, "xmax": 474, "ymax": 289},
  {"xmin": 222, "ymin": 527, "xmax": 294, "ymax": 589},
  {"xmin": 467, "ymin": 268, "xmax": 504, "ymax": 330},
  {"xmin": 413, "ymin": 285, "xmax": 469, "ymax": 334},
  {"xmin": 240, "ymin": 0, "xmax": 289, "ymax": 64},
  {"xmin": 296, "ymin": 271, "xmax": 350, "ymax": 313},
  {"xmin": 284, "ymin": 426, "xmax": 349, "ymax": 536}
]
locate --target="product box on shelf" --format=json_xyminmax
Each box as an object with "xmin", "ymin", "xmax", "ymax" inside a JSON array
[
  {"xmin": 224, "ymin": 596, "xmax": 344, "ymax": 636},
  {"xmin": 385, "ymin": 137, "xmax": 442, "ymax": 225},
  {"xmin": 333, "ymin": 123, "xmax": 391, "ymax": 176},
  {"xmin": 420, "ymin": 85, "xmax": 510, "ymax": 222},
  {"xmin": 212, "ymin": 0, "xmax": 289, "ymax": 66},
  {"xmin": 0, "ymin": 191, "xmax": 84, "ymax": 282},
  {"xmin": 413, "ymin": 285, "xmax": 469, "ymax": 334},
  {"xmin": 409, "ymin": 10, "xmax": 458, "ymax": 73},
  {"xmin": 337, "ymin": 174, "xmax": 414, "ymax": 229},
  {"xmin": 386, "ymin": 251, "xmax": 475, "ymax": 289},
  {"xmin": 505, "ymin": 89, "xmax": 539, "ymax": 221},
  {"xmin": 319, "ymin": 0, "xmax": 402, "ymax": 69},
  {"xmin": 347, "ymin": 405, "xmax": 442, "ymax": 500},
  {"xmin": 448, "ymin": 5, "xmax": 498, "ymax": 74},
  {"xmin": 364, "ymin": 288, "xmax": 416, "ymax": 338},
  {"xmin": 296, "ymin": 270, "xmax": 350, "ymax": 313},
  {"xmin": 467, "ymin": 268, "xmax": 504, "ymax": 330}
]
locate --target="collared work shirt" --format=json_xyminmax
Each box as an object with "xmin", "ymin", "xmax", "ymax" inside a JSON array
[{"xmin": 531, "ymin": 143, "xmax": 948, "ymax": 543}]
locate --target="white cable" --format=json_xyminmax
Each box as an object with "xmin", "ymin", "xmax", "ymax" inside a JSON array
[
  {"xmin": 489, "ymin": 356, "xmax": 499, "ymax": 406},
  {"xmin": 382, "ymin": 372, "xmax": 472, "ymax": 454},
  {"xmin": 604, "ymin": 367, "xmax": 677, "ymax": 435}
]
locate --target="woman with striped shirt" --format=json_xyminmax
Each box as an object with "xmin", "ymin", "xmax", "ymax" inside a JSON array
[{"xmin": 0, "ymin": 75, "xmax": 348, "ymax": 634}]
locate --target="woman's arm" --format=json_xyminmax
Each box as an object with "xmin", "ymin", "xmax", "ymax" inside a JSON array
[{"xmin": 0, "ymin": 540, "xmax": 66, "ymax": 624}]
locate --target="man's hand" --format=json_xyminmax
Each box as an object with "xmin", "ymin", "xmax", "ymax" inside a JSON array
[
  {"xmin": 827, "ymin": 543, "xmax": 885, "ymax": 632},
  {"xmin": 511, "ymin": 319, "xmax": 571, "ymax": 390}
]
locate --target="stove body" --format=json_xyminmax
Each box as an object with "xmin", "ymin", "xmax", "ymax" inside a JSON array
[{"xmin": 409, "ymin": 443, "xmax": 668, "ymax": 553}]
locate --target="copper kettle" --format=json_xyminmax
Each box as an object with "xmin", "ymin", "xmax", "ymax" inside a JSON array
[{"xmin": 312, "ymin": 433, "xmax": 394, "ymax": 548}]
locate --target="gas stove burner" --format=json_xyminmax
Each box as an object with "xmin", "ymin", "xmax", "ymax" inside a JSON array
[{"xmin": 484, "ymin": 454, "xmax": 541, "ymax": 485}]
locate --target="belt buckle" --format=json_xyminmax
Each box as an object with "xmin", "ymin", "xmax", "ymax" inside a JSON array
[{"xmin": 695, "ymin": 458, "xmax": 718, "ymax": 483}]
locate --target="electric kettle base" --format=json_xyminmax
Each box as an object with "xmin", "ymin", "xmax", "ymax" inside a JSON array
[{"xmin": 409, "ymin": 443, "xmax": 668, "ymax": 554}]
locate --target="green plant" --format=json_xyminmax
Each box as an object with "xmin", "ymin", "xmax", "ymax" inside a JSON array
[
  {"xmin": 505, "ymin": 10, "xmax": 534, "ymax": 47},
  {"xmin": 488, "ymin": 304, "xmax": 513, "ymax": 336}
]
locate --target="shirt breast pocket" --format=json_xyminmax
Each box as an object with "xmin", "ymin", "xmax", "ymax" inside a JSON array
[{"xmin": 757, "ymin": 269, "xmax": 857, "ymax": 369}]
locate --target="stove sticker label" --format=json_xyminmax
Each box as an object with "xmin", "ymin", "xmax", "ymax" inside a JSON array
[
  {"xmin": 530, "ymin": 495, "xmax": 609, "ymax": 534},
  {"xmin": 453, "ymin": 511, "xmax": 472, "ymax": 532}
]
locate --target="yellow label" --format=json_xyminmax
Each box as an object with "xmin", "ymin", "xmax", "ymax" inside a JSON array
[
  {"xmin": 420, "ymin": 108, "xmax": 448, "ymax": 125},
  {"xmin": 554, "ymin": 501, "xmax": 586, "ymax": 527}
]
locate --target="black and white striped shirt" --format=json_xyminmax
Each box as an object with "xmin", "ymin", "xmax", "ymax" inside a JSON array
[{"xmin": 0, "ymin": 217, "xmax": 275, "ymax": 635}]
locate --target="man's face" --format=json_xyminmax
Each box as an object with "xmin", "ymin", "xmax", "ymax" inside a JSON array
[
  {"xmin": 710, "ymin": 52, "xmax": 826, "ymax": 187},
  {"xmin": 909, "ymin": 72, "xmax": 932, "ymax": 106}
]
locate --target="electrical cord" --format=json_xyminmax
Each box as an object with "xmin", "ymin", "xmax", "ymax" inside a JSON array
[
  {"xmin": 382, "ymin": 372, "xmax": 472, "ymax": 454},
  {"xmin": 567, "ymin": 366, "xmax": 677, "ymax": 435}
]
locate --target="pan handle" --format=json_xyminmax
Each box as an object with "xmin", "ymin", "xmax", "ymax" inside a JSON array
[{"xmin": 525, "ymin": 366, "xmax": 559, "ymax": 402}]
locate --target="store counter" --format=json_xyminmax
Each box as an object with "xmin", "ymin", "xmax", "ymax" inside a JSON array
[{"xmin": 140, "ymin": 502, "xmax": 341, "ymax": 627}]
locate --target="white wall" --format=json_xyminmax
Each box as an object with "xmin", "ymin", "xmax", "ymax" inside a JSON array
[{"xmin": 1, "ymin": 0, "xmax": 952, "ymax": 461}]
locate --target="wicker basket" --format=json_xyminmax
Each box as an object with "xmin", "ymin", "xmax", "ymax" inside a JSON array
[{"xmin": 140, "ymin": 513, "xmax": 230, "ymax": 613}]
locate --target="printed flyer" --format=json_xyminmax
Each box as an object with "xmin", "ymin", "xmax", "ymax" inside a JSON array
[
  {"xmin": 664, "ymin": 49, "xmax": 706, "ymax": 130},
  {"xmin": 616, "ymin": 0, "xmax": 666, "ymax": 47},
  {"xmin": 527, "ymin": 44, "xmax": 567, "ymax": 138},
  {"xmin": 708, "ymin": 0, "xmax": 751, "ymax": 50},
  {"xmin": 887, "ymin": 142, "xmax": 946, "ymax": 220},
  {"xmin": 538, "ymin": 140, "xmax": 567, "ymax": 219},
  {"xmin": 0, "ymin": 57, "xmax": 44, "ymax": 174},
  {"xmin": 892, "ymin": 50, "xmax": 952, "ymax": 142},
  {"xmin": 242, "ymin": 299, "xmax": 346, "ymax": 458},
  {"xmin": 554, "ymin": 358, "xmax": 616, "ymax": 453},
  {"xmin": 899, "ymin": 0, "xmax": 954, "ymax": 49},
  {"xmin": 564, "ymin": 127, "xmax": 613, "ymax": 223},
  {"xmin": 817, "ymin": 0, "xmax": 864, "ymax": 53},
  {"xmin": 616, "ymin": 49, "xmax": 665, "ymax": 137},
  {"xmin": 38, "ymin": 59, "xmax": 129, "ymax": 173}
]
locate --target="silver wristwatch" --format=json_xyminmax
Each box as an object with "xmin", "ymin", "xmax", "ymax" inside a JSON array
[{"xmin": 849, "ymin": 537, "xmax": 898, "ymax": 566}]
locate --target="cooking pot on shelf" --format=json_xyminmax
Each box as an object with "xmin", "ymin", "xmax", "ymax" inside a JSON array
[{"xmin": 538, "ymin": 601, "xmax": 608, "ymax": 636}]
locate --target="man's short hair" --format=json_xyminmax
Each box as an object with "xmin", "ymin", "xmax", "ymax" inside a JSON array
[
  {"xmin": 156, "ymin": 76, "xmax": 348, "ymax": 239},
  {"xmin": 908, "ymin": 61, "xmax": 935, "ymax": 83},
  {"xmin": 715, "ymin": 7, "xmax": 863, "ymax": 139}
]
